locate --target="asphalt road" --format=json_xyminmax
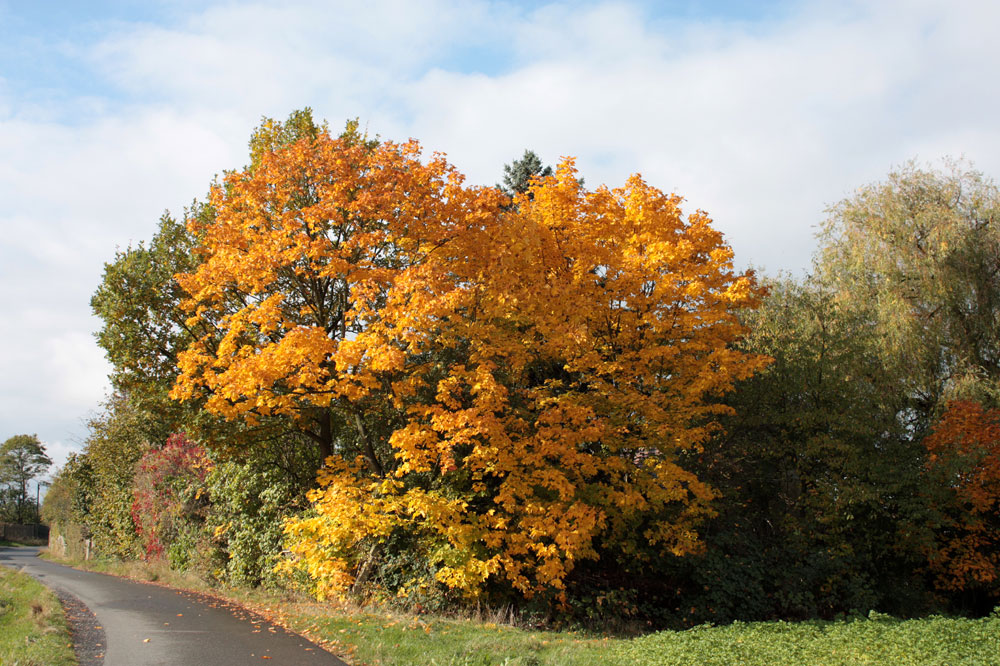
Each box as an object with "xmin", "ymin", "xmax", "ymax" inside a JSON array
[{"xmin": 0, "ymin": 546, "xmax": 349, "ymax": 666}]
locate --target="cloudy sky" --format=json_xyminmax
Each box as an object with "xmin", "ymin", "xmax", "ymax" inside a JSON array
[{"xmin": 2, "ymin": 0, "xmax": 999, "ymax": 474}]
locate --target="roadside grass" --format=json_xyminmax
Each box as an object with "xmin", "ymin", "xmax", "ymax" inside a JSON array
[
  {"xmin": 0, "ymin": 564, "xmax": 76, "ymax": 666},
  {"xmin": 41, "ymin": 552, "xmax": 1000, "ymax": 666}
]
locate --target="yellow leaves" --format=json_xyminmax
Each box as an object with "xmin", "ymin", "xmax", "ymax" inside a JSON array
[{"xmin": 435, "ymin": 375, "xmax": 465, "ymax": 410}]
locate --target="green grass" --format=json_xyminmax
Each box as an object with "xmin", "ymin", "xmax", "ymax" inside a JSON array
[
  {"xmin": 41, "ymin": 551, "xmax": 1000, "ymax": 666},
  {"xmin": 0, "ymin": 564, "xmax": 76, "ymax": 666}
]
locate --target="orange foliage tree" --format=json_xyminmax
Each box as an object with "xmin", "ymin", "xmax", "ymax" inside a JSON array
[
  {"xmin": 923, "ymin": 400, "xmax": 1000, "ymax": 593},
  {"xmin": 171, "ymin": 126, "xmax": 766, "ymax": 601}
]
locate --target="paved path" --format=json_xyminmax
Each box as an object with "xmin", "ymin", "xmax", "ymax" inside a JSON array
[{"xmin": 0, "ymin": 546, "xmax": 348, "ymax": 666}]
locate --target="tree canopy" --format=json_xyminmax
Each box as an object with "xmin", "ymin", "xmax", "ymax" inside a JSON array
[{"xmin": 500, "ymin": 149, "xmax": 553, "ymax": 197}]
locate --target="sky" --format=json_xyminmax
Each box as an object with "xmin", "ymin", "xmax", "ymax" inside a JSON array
[{"xmin": 2, "ymin": 0, "xmax": 999, "ymax": 477}]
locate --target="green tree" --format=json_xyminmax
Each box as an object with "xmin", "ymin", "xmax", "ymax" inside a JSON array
[
  {"xmin": 204, "ymin": 444, "xmax": 316, "ymax": 588},
  {"xmin": 677, "ymin": 277, "xmax": 931, "ymax": 622},
  {"xmin": 39, "ymin": 458, "xmax": 78, "ymax": 528},
  {"xmin": 69, "ymin": 395, "xmax": 151, "ymax": 558},
  {"xmin": 499, "ymin": 149, "xmax": 553, "ymax": 197},
  {"xmin": 0, "ymin": 435, "xmax": 52, "ymax": 523},
  {"xmin": 809, "ymin": 160, "xmax": 1000, "ymax": 614}
]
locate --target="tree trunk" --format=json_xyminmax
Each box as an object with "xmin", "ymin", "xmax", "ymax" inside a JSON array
[
  {"xmin": 315, "ymin": 409, "xmax": 333, "ymax": 464},
  {"xmin": 353, "ymin": 411, "xmax": 384, "ymax": 477},
  {"xmin": 350, "ymin": 542, "xmax": 380, "ymax": 596}
]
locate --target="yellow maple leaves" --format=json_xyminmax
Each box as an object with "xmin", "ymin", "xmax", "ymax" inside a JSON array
[{"xmin": 171, "ymin": 129, "xmax": 766, "ymax": 601}]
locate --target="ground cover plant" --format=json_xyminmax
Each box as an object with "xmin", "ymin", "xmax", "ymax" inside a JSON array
[
  {"xmin": 0, "ymin": 564, "xmax": 76, "ymax": 666},
  {"xmin": 612, "ymin": 612, "xmax": 1000, "ymax": 666}
]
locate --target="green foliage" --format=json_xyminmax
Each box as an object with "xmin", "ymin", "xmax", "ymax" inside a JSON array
[
  {"xmin": 0, "ymin": 434, "xmax": 51, "ymax": 523},
  {"xmin": 91, "ymin": 212, "xmax": 198, "ymax": 399},
  {"xmin": 204, "ymin": 440, "xmax": 316, "ymax": 588},
  {"xmin": 38, "ymin": 466, "xmax": 74, "ymax": 528},
  {"xmin": 287, "ymin": 610, "xmax": 609, "ymax": 666},
  {"xmin": 811, "ymin": 160, "xmax": 1000, "ymax": 611},
  {"xmin": 672, "ymin": 277, "xmax": 932, "ymax": 622},
  {"xmin": 0, "ymin": 566, "xmax": 76, "ymax": 666},
  {"xmin": 45, "ymin": 520, "xmax": 92, "ymax": 560},
  {"xmin": 665, "ymin": 161, "xmax": 1000, "ymax": 622},
  {"xmin": 283, "ymin": 606, "xmax": 1000, "ymax": 666},
  {"xmin": 500, "ymin": 149, "xmax": 553, "ymax": 197},
  {"xmin": 612, "ymin": 613, "xmax": 1000, "ymax": 666},
  {"xmin": 68, "ymin": 394, "xmax": 151, "ymax": 559}
]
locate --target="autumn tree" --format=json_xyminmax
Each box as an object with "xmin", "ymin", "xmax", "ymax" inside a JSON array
[
  {"xmin": 170, "ymin": 121, "xmax": 766, "ymax": 603},
  {"xmin": 82, "ymin": 110, "xmax": 369, "ymax": 581},
  {"xmin": 91, "ymin": 108, "xmax": 349, "ymax": 466},
  {"xmin": 169, "ymin": 125, "xmax": 488, "ymax": 468},
  {"xmin": 0, "ymin": 434, "xmax": 52, "ymax": 523},
  {"xmin": 922, "ymin": 400, "xmax": 1000, "ymax": 601}
]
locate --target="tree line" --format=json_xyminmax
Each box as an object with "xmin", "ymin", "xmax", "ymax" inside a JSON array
[{"xmin": 43, "ymin": 110, "xmax": 1000, "ymax": 628}]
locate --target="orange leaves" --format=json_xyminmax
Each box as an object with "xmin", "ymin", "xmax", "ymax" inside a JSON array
[
  {"xmin": 922, "ymin": 400, "xmax": 1000, "ymax": 591},
  {"xmin": 171, "ymin": 130, "xmax": 501, "ymax": 423}
]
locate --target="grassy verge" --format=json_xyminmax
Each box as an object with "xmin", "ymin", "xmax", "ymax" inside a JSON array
[
  {"xmin": 0, "ymin": 564, "xmax": 76, "ymax": 666},
  {"xmin": 280, "ymin": 607, "xmax": 611, "ymax": 666},
  {"xmin": 41, "ymin": 552, "xmax": 1000, "ymax": 666}
]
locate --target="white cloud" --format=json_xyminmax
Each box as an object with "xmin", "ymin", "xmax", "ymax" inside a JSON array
[
  {"xmin": 43, "ymin": 331, "xmax": 112, "ymax": 409},
  {"xmin": 0, "ymin": 110, "xmax": 236, "ymax": 453},
  {"xmin": 38, "ymin": 439, "xmax": 83, "ymax": 481},
  {"xmin": 395, "ymin": 0, "xmax": 1000, "ymax": 272}
]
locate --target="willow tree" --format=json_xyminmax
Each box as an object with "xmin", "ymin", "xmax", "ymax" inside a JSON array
[{"xmin": 817, "ymin": 161, "xmax": 1000, "ymax": 425}]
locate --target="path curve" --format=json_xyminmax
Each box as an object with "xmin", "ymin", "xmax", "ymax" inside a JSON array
[{"xmin": 0, "ymin": 546, "xmax": 348, "ymax": 666}]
